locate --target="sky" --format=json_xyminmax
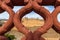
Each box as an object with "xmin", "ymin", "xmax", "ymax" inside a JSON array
[{"xmin": 0, "ymin": 6, "xmax": 60, "ymax": 22}]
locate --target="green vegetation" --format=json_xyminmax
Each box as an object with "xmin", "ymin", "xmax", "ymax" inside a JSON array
[{"xmin": 5, "ymin": 34, "xmax": 16, "ymax": 40}]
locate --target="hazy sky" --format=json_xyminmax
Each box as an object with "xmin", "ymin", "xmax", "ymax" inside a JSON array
[{"xmin": 0, "ymin": 6, "xmax": 60, "ymax": 22}]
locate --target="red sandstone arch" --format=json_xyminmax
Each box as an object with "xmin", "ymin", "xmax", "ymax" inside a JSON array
[
  {"xmin": 0, "ymin": 0, "xmax": 14, "ymax": 35},
  {"xmin": 52, "ymin": 6, "xmax": 60, "ymax": 33},
  {"xmin": 14, "ymin": 0, "xmax": 53, "ymax": 40}
]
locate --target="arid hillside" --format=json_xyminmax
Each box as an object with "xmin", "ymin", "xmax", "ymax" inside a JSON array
[{"xmin": 22, "ymin": 18, "xmax": 44, "ymax": 27}]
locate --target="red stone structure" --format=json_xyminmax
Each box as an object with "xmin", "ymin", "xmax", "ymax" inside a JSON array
[{"xmin": 0, "ymin": 0, "xmax": 60, "ymax": 40}]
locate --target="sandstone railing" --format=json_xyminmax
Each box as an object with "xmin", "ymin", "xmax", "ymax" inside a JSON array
[{"xmin": 0, "ymin": 0, "xmax": 60, "ymax": 40}]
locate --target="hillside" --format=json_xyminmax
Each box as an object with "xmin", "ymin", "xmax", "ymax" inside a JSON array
[
  {"xmin": 22, "ymin": 18, "xmax": 44, "ymax": 27},
  {"xmin": 0, "ymin": 18, "xmax": 60, "ymax": 40}
]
